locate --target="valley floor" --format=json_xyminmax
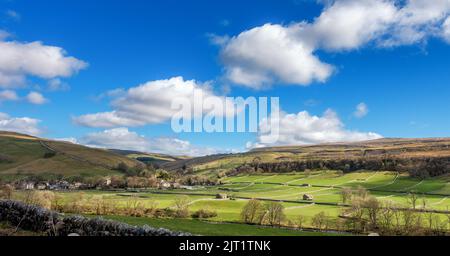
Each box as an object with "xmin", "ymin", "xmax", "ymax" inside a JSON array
[{"xmin": 11, "ymin": 170, "xmax": 450, "ymax": 236}]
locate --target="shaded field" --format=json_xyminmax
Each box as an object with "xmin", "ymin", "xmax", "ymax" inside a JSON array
[{"xmin": 99, "ymin": 215, "xmax": 339, "ymax": 236}]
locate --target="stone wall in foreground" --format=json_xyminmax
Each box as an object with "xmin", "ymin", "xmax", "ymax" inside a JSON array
[{"xmin": 0, "ymin": 200, "xmax": 190, "ymax": 236}]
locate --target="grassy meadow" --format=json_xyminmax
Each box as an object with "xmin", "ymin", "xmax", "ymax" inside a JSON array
[{"xmin": 12, "ymin": 170, "xmax": 450, "ymax": 236}]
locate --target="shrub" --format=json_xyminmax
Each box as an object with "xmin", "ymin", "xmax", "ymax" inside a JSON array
[
  {"xmin": 43, "ymin": 152, "xmax": 56, "ymax": 158},
  {"xmin": 0, "ymin": 184, "xmax": 14, "ymax": 200},
  {"xmin": 123, "ymin": 199, "xmax": 146, "ymax": 217},
  {"xmin": 23, "ymin": 191, "xmax": 55, "ymax": 210},
  {"xmin": 191, "ymin": 209, "xmax": 218, "ymax": 219},
  {"xmin": 173, "ymin": 196, "xmax": 191, "ymax": 218}
]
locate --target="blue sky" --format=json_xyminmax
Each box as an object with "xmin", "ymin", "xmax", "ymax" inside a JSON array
[{"xmin": 1, "ymin": 0, "xmax": 450, "ymax": 156}]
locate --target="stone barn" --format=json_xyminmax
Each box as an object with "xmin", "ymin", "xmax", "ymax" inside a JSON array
[
  {"xmin": 216, "ymin": 193, "xmax": 228, "ymax": 199},
  {"xmin": 303, "ymin": 194, "xmax": 314, "ymax": 201}
]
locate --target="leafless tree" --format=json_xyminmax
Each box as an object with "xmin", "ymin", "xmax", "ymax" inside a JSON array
[
  {"xmin": 341, "ymin": 187, "xmax": 352, "ymax": 204},
  {"xmin": 407, "ymin": 192, "xmax": 419, "ymax": 210},
  {"xmin": 0, "ymin": 184, "xmax": 14, "ymax": 199},
  {"xmin": 297, "ymin": 215, "xmax": 306, "ymax": 230},
  {"xmin": 363, "ymin": 196, "xmax": 381, "ymax": 229},
  {"xmin": 356, "ymin": 186, "xmax": 368, "ymax": 199},
  {"xmin": 312, "ymin": 212, "xmax": 328, "ymax": 230},
  {"xmin": 241, "ymin": 199, "xmax": 263, "ymax": 224},
  {"xmin": 265, "ymin": 202, "xmax": 285, "ymax": 226},
  {"xmin": 173, "ymin": 195, "xmax": 191, "ymax": 218}
]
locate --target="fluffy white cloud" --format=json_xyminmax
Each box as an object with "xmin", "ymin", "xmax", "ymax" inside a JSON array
[
  {"xmin": 80, "ymin": 128, "xmax": 150, "ymax": 152},
  {"xmin": 0, "ymin": 112, "xmax": 43, "ymax": 135},
  {"xmin": 219, "ymin": 0, "xmax": 450, "ymax": 89},
  {"xmin": 47, "ymin": 78, "xmax": 70, "ymax": 91},
  {"xmin": 303, "ymin": 0, "xmax": 397, "ymax": 50},
  {"xmin": 249, "ymin": 109, "xmax": 382, "ymax": 148},
  {"xmin": 207, "ymin": 33, "xmax": 230, "ymax": 46},
  {"xmin": 74, "ymin": 76, "xmax": 236, "ymax": 128},
  {"xmin": 0, "ymin": 30, "xmax": 10, "ymax": 40},
  {"xmin": 26, "ymin": 91, "xmax": 48, "ymax": 105},
  {"xmin": 54, "ymin": 137, "xmax": 78, "ymax": 144},
  {"xmin": 354, "ymin": 102, "xmax": 369, "ymax": 118},
  {"xmin": 0, "ymin": 36, "xmax": 87, "ymax": 88},
  {"xmin": 0, "ymin": 90, "xmax": 18, "ymax": 102},
  {"xmin": 443, "ymin": 17, "xmax": 450, "ymax": 42},
  {"xmin": 79, "ymin": 128, "xmax": 227, "ymax": 156},
  {"xmin": 221, "ymin": 24, "xmax": 334, "ymax": 89},
  {"xmin": 381, "ymin": 0, "xmax": 450, "ymax": 46}
]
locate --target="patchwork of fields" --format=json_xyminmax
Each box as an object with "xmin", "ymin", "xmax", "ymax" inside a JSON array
[{"xmin": 16, "ymin": 170, "xmax": 449, "ymax": 235}]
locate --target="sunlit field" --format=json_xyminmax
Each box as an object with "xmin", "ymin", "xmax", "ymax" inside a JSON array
[{"xmin": 12, "ymin": 170, "xmax": 450, "ymax": 235}]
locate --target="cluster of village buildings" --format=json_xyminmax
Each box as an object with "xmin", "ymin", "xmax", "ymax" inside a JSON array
[{"xmin": 14, "ymin": 178, "xmax": 193, "ymax": 191}]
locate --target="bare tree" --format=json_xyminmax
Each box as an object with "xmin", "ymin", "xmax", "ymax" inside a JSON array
[
  {"xmin": 356, "ymin": 186, "xmax": 368, "ymax": 199},
  {"xmin": 0, "ymin": 184, "xmax": 14, "ymax": 199},
  {"xmin": 407, "ymin": 192, "xmax": 419, "ymax": 210},
  {"xmin": 240, "ymin": 199, "xmax": 263, "ymax": 224},
  {"xmin": 297, "ymin": 215, "xmax": 306, "ymax": 230},
  {"xmin": 312, "ymin": 212, "xmax": 328, "ymax": 230},
  {"xmin": 173, "ymin": 195, "xmax": 191, "ymax": 218},
  {"xmin": 341, "ymin": 187, "xmax": 352, "ymax": 204},
  {"xmin": 380, "ymin": 201, "xmax": 395, "ymax": 234},
  {"xmin": 362, "ymin": 196, "xmax": 381, "ymax": 229},
  {"xmin": 265, "ymin": 202, "xmax": 285, "ymax": 226}
]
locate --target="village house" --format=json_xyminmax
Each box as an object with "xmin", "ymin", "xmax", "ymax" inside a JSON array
[
  {"xmin": 69, "ymin": 182, "xmax": 84, "ymax": 190},
  {"xmin": 159, "ymin": 180, "xmax": 171, "ymax": 189},
  {"xmin": 36, "ymin": 183, "xmax": 48, "ymax": 190},
  {"xmin": 16, "ymin": 181, "xmax": 35, "ymax": 190},
  {"xmin": 171, "ymin": 182, "xmax": 181, "ymax": 189},
  {"xmin": 48, "ymin": 181, "xmax": 70, "ymax": 190}
]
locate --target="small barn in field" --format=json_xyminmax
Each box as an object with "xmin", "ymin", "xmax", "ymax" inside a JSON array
[
  {"xmin": 216, "ymin": 193, "xmax": 228, "ymax": 199},
  {"xmin": 303, "ymin": 194, "xmax": 314, "ymax": 201}
]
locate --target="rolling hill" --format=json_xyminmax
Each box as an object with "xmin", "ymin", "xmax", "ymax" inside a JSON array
[
  {"xmin": 0, "ymin": 131, "xmax": 143, "ymax": 180},
  {"xmin": 110, "ymin": 149, "xmax": 189, "ymax": 166},
  {"xmin": 162, "ymin": 138, "xmax": 450, "ymax": 177},
  {"xmin": 2, "ymin": 131, "xmax": 450, "ymax": 181}
]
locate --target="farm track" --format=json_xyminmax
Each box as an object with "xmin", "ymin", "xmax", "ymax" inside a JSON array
[
  {"xmin": 401, "ymin": 180, "xmax": 424, "ymax": 191},
  {"xmin": 115, "ymin": 190, "xmax": 450, "ymax": 214},
  {"xmin": 226, "ymin": 180, "xmax": 450, "ymax": 197},
  {"xmin": 285, "ymin": 173, "xmax": 324, "ymax": 184},
  {"xmin": 431, "ymin": 197, "xmax": 448, "ymax": 206}
]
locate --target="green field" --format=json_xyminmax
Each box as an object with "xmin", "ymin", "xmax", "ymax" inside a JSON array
[
  {"xmin": 14, "ymin": 170, "xmax": 449, "ymax": 236},
  {"xmin": 97, "ymin": 215, "xmax": 340, "ymax": 236},
  {"xmin": 0, "ymin": 132, "xmax": 141, "ymax": 179}
]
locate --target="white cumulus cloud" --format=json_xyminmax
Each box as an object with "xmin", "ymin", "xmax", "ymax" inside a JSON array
[
  {"xmin": 0, "ymin": 112, "xmax": 43, "ymax": 135},
  {"xmin": 74, "ymin": 76, "xmax": 236, "ymax": 128},
  {"xmin": 47, "ymin": 78, "xmax": 70, "ymax": 91},
  {"xmin": 79, "ymin": 128, "xmax": 229, "ymax": 157},
  {"xmin": 218, "ymin": 0, "xmax": 450, "ymax": 89},
  {"xmin": 0, "ymin": 36, "xmax": 87, "ymax": 88},
  {"xmin": 221, "ymin": 24, "xmax": 334, "ymax": 89},
  {"xmin": 249, "ymin": 109, "xmax": 382, "ymax": 148},
  {"xmin": 443, "ymin": 17, "xmax": 450, "ymax": 42},
  {"xmin": 26, "ymin": 91, "xmax": 48, "ymax": 105},
  {"xmin": 0, "ymin": 90, "xmax": 18, "ymax": 102},
  {"xmin": 354, "ymin": 102, "xmax": 369, "ymax": 118}
]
